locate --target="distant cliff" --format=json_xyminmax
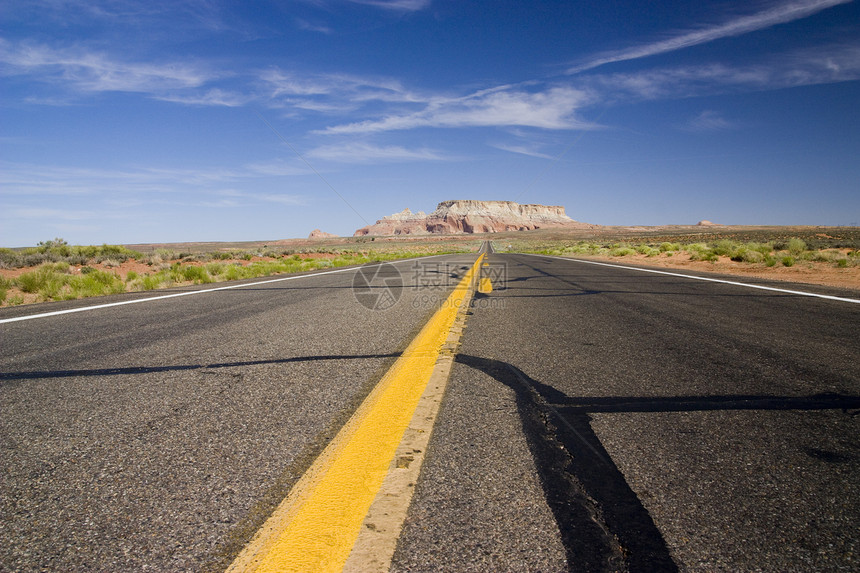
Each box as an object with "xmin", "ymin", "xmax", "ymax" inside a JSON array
[
  {"xmin": 354, "ymin": 200, "xmax": 594, "ymax": 236},
  {"xmin": 308, "ymin": 229, "xmax": 339, "ymax": 239}
]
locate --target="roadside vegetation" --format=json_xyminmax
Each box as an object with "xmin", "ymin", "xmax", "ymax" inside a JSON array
[
  {"xmin": 508, "ymin": 234, "xmax": 860, "ymax": 270},
  {"xmin": 0, "ymin": 238, "xmax": 471, "ymax": 307}
]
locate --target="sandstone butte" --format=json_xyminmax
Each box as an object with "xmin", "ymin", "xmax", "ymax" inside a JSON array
[
  {"xmin": 308, "ymin": 229, "xmax": 340, "ymax": 239},
  {"xmin": 354, "ymin": 200, "xmax": 597, "ymax": 236}
]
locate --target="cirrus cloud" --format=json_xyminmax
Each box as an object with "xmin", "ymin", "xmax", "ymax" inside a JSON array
[
  {"xmin": 306, "ymin": 142, "xmax": 445, "ymax": 163},
  {"xmin": 0, "ymin": 40, "xmax": 214, "ymax": 94},
  {"xmin": 567, "ymin": 0, "xmax": 852, "ymax": 73},
  {"xmin": 317, "ymin": 86, "xmax": 594, "ymax": 134}
]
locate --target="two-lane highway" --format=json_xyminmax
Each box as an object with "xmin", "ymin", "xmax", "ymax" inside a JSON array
[
  {"xmin": 392, "ymin": 252, "xmax": 860, "ymax": 572},
  {"xmin": 0, "ymin": 255, "xmax": 476, "ymax": 572},
  {"xmin": 2, "ymin": 249, "xmax": 859, "ymax": 571}
]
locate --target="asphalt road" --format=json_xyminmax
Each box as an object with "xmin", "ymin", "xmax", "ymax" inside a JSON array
[
  {"xmin": 0, "ymin": 255, "xmax": 476, "ymax": 572},
  {"xmin": 2, "ymin": 250, "xmax": 859, "ymax": 572},
  {"xmin": 393, "ymin": 252, "xmax": 860, "ymax": 572}
]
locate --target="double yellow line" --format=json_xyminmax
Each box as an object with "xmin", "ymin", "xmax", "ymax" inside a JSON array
[{"xmin": 228, "ymin": 254, "xmax": 486, "ymax": 573}]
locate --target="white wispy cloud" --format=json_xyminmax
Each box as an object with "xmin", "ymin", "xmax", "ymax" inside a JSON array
[
  {"xmin": 0, "ymin": 40, "xmax": 214, "ymax": 94},
  {"xmin": 0, "ymin": 160, "xmax": 310, "ymax": 198},
  {"xmin": 682, "ymin": 110, "xmax": 739, "ymax": 132},
  {"xmin": 347, "ymin": 0, "xmax": 431, "ymax": 12},
  {"xmin": 215, "ymin": 189, "xmax": 307, "ymax": 206},
  {"xmin": 306, "ymin": 142, "xmax": 445, "ymax": 162},
  {"xmin": 156, "ymin": 88, "xmax": 251, "ymax": 107},
  {"xmin": 5, "ymin": 207, "xmax": 98, "ymax": 221},
  {"xmin": 318, "ymin": 86, "xmax": 593, "ymax": 134},
  {"xmin": 4, "ymin": 0, "xmax": 233, "ymax": 32},
  {"xmin": 567, "ymin": 0, "xmax": 852, "ymax": 73},
  {"xmin": 296, "ymin": 19, "xmax": 333, "ymax": 34},
  {"xmin": 489, "ymin": 143, "xmax": 556, "ymax": 160},
  {"xmin": 244, "ymin": 161, "xmax": 311, "ymax": 177},
  {"xmin": 260, "ymin": 69, "xmax": 422, "ymax": 104},
  {"xmin": 580, "ymin": 42, "xmax": 860, "ymax": 101}
]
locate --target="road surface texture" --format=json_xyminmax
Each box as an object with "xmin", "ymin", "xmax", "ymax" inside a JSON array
[
  {"xmin": 392, "ymin": 252, "xmax": 860, "ymax": 572},
  {"xmin": 2, "ymin": 249, "xmax": 859, "ymax": 571},
  {"xmin": 0, "ymin": 255, "xmax": 475, "ymax": 572}
]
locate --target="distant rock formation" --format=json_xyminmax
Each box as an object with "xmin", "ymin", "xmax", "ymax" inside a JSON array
[
  {"xmin": 308, "ymin": 229, "xmax": 339, "ymax": 239},
  {"xmin": 696, "ymin": 220, "xmax": 720, "ymax": 227},
  {"xmin": 354, "ymin": 200, "xmax": 594, "ymax": 236}
]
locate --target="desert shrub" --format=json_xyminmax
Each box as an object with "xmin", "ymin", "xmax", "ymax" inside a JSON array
[
  {"xmin": 753, "ymin": 242, "xmax": 774, "ymax": 255},
  {"xmin": 173, "ymin": 264, "xmax": 212, "ymax": 284},
  {"xmin": 205, "ymin": 262, "xmax": 226, "ymax": 276},
  {"xmin": 0, "ymin": 248, "xmax": 22, "ymax": 268},
  {"xmin": 16, "ymin": 263, "xmax": 69, "ymax": 294},
  {"xmin": 725, "ymin": 243, "xmax": 770, "ymax": 262},
  {"xmin": 787, "ymin": 238, "xmax": 806, "ymax": 256},
  {"xmin": 140, "ymin": 274, "xmax": 165, "ymax": 290},
  {"xmin": 2, "ymin": 240, "xmax": 141, "ymax": 269},
  {"xmin": 8, "ymin": 295, "xmax": 24, "ymax": 305},
  {"xmin": 782, "ymin": 256, "xmax": 795, "ymax": 267},
  {"xmin": 659, "ymin": 242, "xmax": 681, "ymax": 253},
  {"xmin": 16, "ymin": 271, "xmax": 41, "ymax": 293},
  {"xmin": 51, "ymin": 261, "xmax": 71, "ymax": 273},
  {"xmin": 15, "ymin": 263, "xmax": 124, "ymax": 300},
  {"xmin": 610, "ymin": 246, "xmax": 636, "ymax": 257},
  {"xmin": 741, "ymin": 250, "xmax": 764, "ymax": 263},
  {"xmin": 22, "ymin": 252, "xmax": 57, "ymax": 267},
  {"xmin": 125, "ymin": 271, "xmax": 139, "ymax": 281},
  {"xmin": 96, "ymin": 244, "xmax": 140, "ymax": 261},
  {"xmin": 764, "ymin": 255, "xmax": 778, "ymax": 267},
  {"xmin": 72, "ymin": 270, "xmax": 125, "ymax": 298},
  {"xmin": 581, "ymin": 243, "xmax": 603, "ymax": 254},
  {"xmin": 687, "ymin": 243, "xmax": 717, "ymax": 261},
  {"xmin": 223, "ymin": 265, "xmax": 245, "ymax": 281},
  {"xmin": 712, "ymin": 240, "xmax": 738, "ymax": 257},
  {"xmin": 805, "ymin": 250, "xmax": 837, "ymax": 262},
  {"xmin": 32, "ymin": 270, "xmax": 64, "ymax": 299},
  {"xmin": 836, "ymin": 258, "xmax": 849, "ymax": 268},
  {"xmin": 37, "ymin": 238, "xmax": 71, "ymax": 256},
  {"xmin": 73, "ymin": 245, "xmax": 99, "ymax": 259},
  {"xmin": 0, "ymin": 277, "xmax": 10, "ymax": 303},
  {"xmin": 101, "ymin": 258, "xmax": 121, "ymax": 268}
]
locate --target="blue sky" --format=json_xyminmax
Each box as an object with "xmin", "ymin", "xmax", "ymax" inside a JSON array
[{"xmin": 2, "ymin": 0, "xmax": 859, "ymax": 246}]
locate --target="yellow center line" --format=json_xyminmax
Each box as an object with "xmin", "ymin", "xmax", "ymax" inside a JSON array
[{"xmin": 228, "ymin": 254, "xmax": 485, "ymax": 573}]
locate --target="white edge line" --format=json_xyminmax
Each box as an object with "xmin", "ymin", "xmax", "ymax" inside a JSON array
[
  {"xmin": 0, "ymin": 255, "xmax": 448, "ymax": 324},
  {"xmin": 526, "ymin": 254, "xmax": 860, "ymax": 304}
]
